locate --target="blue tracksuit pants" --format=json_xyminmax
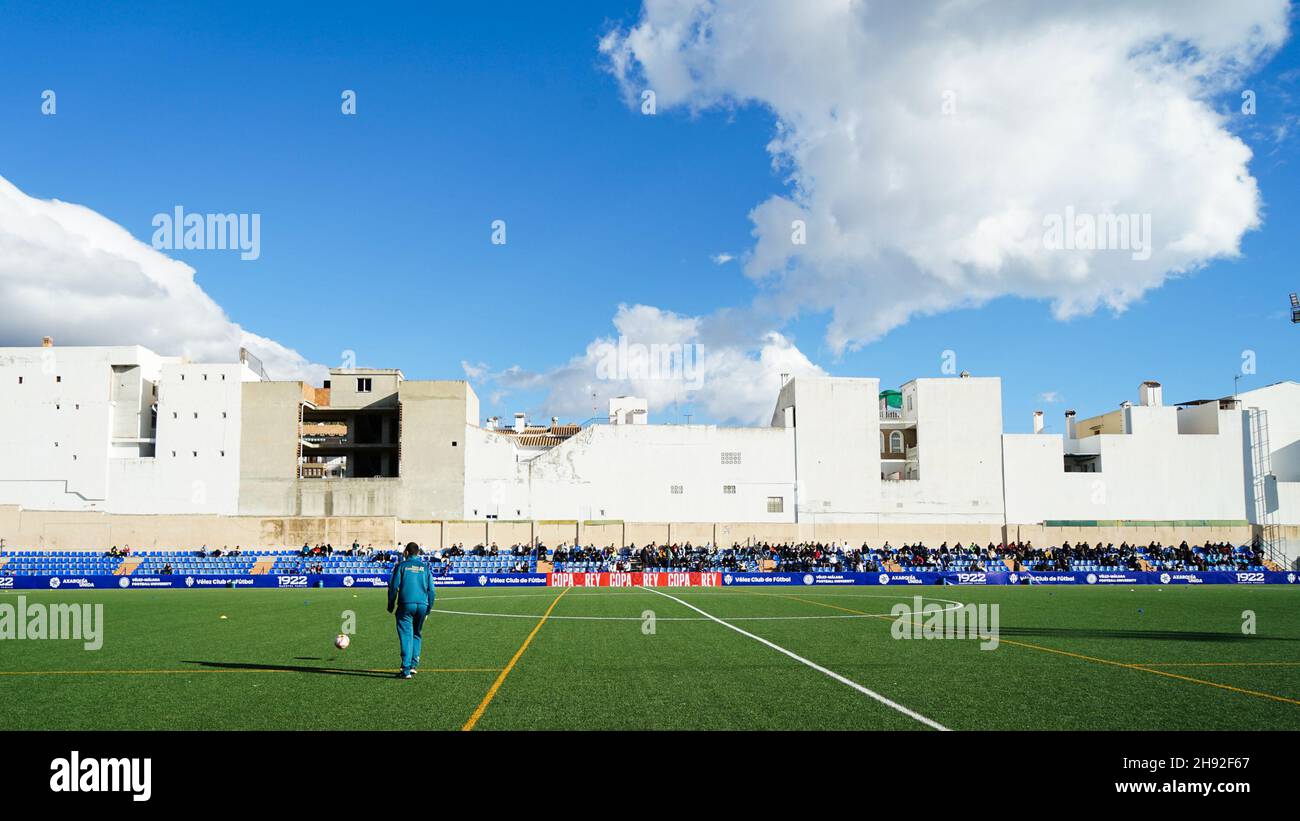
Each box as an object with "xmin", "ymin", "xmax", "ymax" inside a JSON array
[{"xmin": 395, "ymin": 602, "xmax": 429, "ymax": 674}]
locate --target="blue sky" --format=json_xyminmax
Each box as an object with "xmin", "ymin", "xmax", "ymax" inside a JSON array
[{"xmin": 1, "ymin": 1, "xmax": 1298, "ymax": 432}]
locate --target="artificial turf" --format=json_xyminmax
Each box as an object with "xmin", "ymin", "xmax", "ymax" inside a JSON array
[{"xmin": 1, "ymin": 584, "xmax": 1298, "ymax": 730}]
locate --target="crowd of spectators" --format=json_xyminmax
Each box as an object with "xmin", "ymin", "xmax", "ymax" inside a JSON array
[{"xmin": 1, "ymin": 537, "xmax": 1274, "ymax": 577}]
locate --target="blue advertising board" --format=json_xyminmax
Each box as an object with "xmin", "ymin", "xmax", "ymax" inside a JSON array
[
  {"xmin": 0, "ymin": 573, "xmax": 550, "ymax": 590},
  {"xmin": 0, "ymin": 570, "xmax": 1293, "ymax": 589}
]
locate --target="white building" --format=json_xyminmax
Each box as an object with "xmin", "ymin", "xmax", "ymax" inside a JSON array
[
  {"xmin": 1, "ymin": 342, "xmax": 1298, "ymax": 563},
  {"xmin": 0, "ymin": 343, "xmax": 261, "ymax": 514}
]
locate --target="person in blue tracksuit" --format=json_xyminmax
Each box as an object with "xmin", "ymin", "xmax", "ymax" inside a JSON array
[{"xmin": 387, "ymin": 542, "xmax": 436, "ymax": 679}]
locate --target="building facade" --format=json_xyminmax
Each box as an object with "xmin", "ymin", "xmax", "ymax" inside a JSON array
[{"xmin": 1, "ymin": 343, "xmax": 1297, "ymax": 562}]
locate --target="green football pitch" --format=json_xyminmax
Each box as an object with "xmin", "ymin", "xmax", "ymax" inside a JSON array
[{"xmin": 2, "ymin": 585, "xmax": 1298, "ymax": 730}]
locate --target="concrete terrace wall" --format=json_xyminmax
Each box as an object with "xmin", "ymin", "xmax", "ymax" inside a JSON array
[
  {"xmin": 0, "ymin": 506, "xmax": 396, "ymax": 550},
  {"xmin": 0, "ymin": 506, "xmax": 1267, "ymax": 553}
]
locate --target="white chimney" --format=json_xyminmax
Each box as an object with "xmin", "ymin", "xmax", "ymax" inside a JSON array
[
  {"xmin": 1032, "ymin": 410, "xmax": 1044, "ymax": 434},
  {"xmin": 1139, "ymin": 380, "xmax": 1162, "ymax": 407},
  {"xmin": 550, "ymin": 416, "xmax": 558, "ymax": 427},
  {"xmin": 513, "ymin": 412, "xmax": 526, "ymax": 433},
  {"xmin": 1064, "ymin": 410, "xmax": 1077, "ymax": 439},
  {"xmin": 485, "ymin": 416, "xmax": 499, "ymax": 431}
]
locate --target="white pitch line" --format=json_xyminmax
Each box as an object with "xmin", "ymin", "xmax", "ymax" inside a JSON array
[
  {"xmin": 639, "ymin": 585, "xmax": 949, "ymax": 731},
  {"xmin": 433, "ymin": 609, "xmax": 893, "ymax": 621}
]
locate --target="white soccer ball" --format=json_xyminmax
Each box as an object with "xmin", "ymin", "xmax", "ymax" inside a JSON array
[{"xmin": 335, "ymin": 633, "xmax": 350, "ymax": 650}]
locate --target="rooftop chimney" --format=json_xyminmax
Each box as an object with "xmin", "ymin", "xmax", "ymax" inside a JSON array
[
  {"xmin": 1139, "ymin": 380, "xmax": 1162, "ymax": 407},
  {"xmin": 485, "ymin": 416, "xmax": 500, "ymax": 431},
  {"xmin": 1064, "ymin": 409, "xmax": 1077, "ymax": 439},
  {"xmin": 41, "ymin": 336, "xmax": 53, "ymax": 348},
  {"xmin": 513, "ymin": 412, "xmax": 526, "ymax": 434},
  {"xmin": 1032, "ymin": 410, "xmax": 1044, "ymax": 434}
]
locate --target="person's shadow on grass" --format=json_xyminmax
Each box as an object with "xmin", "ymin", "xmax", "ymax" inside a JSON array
[{"xmin": 182, "ymin": 660, "xmax": 396, "ymax": 678}]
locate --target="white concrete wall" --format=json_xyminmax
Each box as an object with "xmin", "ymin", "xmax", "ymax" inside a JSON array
[
  {"xmin": 777, "ymin": 377, "xmax": 878, "ymax": 522},
  {"xmin": 1237, "ymin": 382, "xmax": 1300, "ymax": 481},
  {"xmin": 0, "ymin": 346, "xmax": 169, "ymax": 510},
  {"xmin": 0, "ymin": 346, "xmax": 254, "ymax": 515},
  {"xmin": 497, "ymin": 423, "xmax": 795, "ymax": 525},
  {"xmin": 116, "ymin": 362, "xmax": 252, "ymax": 514},
  {"xmin": 1003, "ymin": 405, "xmax": 1250, "ymax": 523},
  {"xmin": 878, "ymin": 377, "xmax": 1005, "ymax": 524},
  {"xmin": 1234, "ymin": 383, "xmax": 1300, "ymax": 530},
  {"xmin": 463, "ymin": 426, "xmax": 531, "ymax": 519}
]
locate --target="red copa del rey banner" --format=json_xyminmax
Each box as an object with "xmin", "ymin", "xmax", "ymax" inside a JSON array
[{"xmin": 547, "ymin": 571, "xmax": 723, "ymax": 587}]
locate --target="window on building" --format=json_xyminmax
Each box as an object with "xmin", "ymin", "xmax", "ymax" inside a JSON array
[
  {"xmin": 723, "ymin": 485, "xmax": 736, "ymax": 495},
  {"xmin": 721, "ymin": 451, "xmax": 741, "ymax": 465},
  {"xmin": 357, "ymin": 377, "xmax": 373, "ymax": 393},
  {"xmin": 17, "ymin": 376, "xmax": 22, "ymax": 384},
  {"xmin": 55, "ymin": 375, "xmax": 61, "ymax": 383},
  {"xmin": 766, "ymin": 496, "xmax": 784, "ymax": 513},
  {"xmin": 890, "ymin": 431, "xmax": 904, "ymax": 453},
  {"xmin": 880, "ymin": 432, "xmax": 885, "ymax": 452},
  {"xmin": 670, "ymin": 485, "xmax": 684, "ymax": 495}
]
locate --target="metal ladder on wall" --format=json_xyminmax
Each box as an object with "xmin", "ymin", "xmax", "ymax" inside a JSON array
[{"xmin": 1248, "ymin": 408, "xmax": 1285, "ymax": 567}]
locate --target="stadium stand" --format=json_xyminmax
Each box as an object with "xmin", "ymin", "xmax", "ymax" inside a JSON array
[{"xmin": 0, "ymin": 539, "xmax": 1270, "ymax": 576}]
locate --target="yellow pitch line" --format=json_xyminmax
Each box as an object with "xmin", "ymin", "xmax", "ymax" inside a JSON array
[
  {"xmin": 0, "ymin": 667, "xmax": 500, "ymax": 676},
  {"xmin": 763, "ymin": 592, "xmax": 1300, "ymax": 708},
  {"xmin": 462, "ymin": 587, "xmax": 570, "ymax": 731},
  {"xmin": 1136, "ymin": 661, "xmax": 1300, "ymax": 668}
]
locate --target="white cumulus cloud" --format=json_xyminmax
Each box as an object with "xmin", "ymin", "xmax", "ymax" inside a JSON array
[
  {"xmin": 467, "ymin": 303, "xmax": 826, "ymax": 425},
  {"xmin": 0, "ymin": 174, "xmax": 327, "ymax": 382},
  {"xmin": 601, "ymin": 0, "xmax": 1289, "ymax": 352}
]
